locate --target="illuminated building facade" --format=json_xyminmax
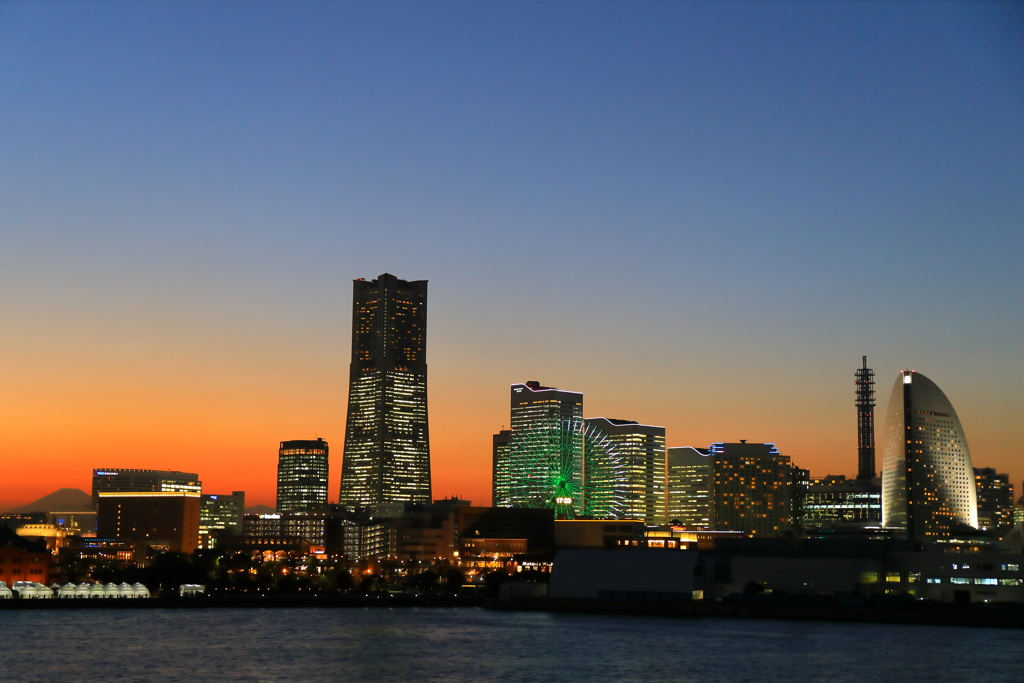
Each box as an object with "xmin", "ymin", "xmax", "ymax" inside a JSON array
[
  {"xmin": 96, "ymin": 492, "xmax": 201, "ymax": 559},
  {"xmin": 491, "ymin": 430, "xmax": 512, "ymax": 506},
  {"xmin": 881, "ymin": 370, "xmax": 978, "ymax": 539},
  {"xmin": 802, "ymin": 475, "xmax": 881, "ymax": 528},
  {"xmin": 587, "ymin": 418, "xmax": 666, "ymax": 524},
  {"xmin": 711, "ymin": 441, "xmax": 794, "ymax": 537},
  {"xmin": 199, "ymin": 491, "xmax": 245, "ymax": 549},
  {"xmin": 493, "ymin": 382, "xmax": 584, "ymax": 509},
  {"xmin": 510, "ymin": 381, "xmax": 583, "ymax": 431},
  {"xmin": 341, "ymin": 274, "xmax": 431, "ymax": 507},
  {"xmin": 244, "ymin": 511, "xmax": 326, "ymax": 546},
  {"xmin": 277, "ymin": 439, "xmax": 329, "ymax": 513},
  {"xmin": 91, "ymin": 469, "xmax": 201, "ymax": 509},
  {"xmin": 974, "ymin": 468, "xmax": 1014, "ymax": 532},
  {"xmin": 666, "ymin": 447, "xmax": 713, "ymax": 527}
]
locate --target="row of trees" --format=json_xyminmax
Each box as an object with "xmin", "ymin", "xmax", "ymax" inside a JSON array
[{"xmin": 81, "ymin": 551, "xmax": 484, "ymax": 596}]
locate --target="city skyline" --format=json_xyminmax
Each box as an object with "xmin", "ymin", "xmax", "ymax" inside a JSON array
[
  {"xmin": 1, "ymin": 2, "xmax": 1021, "ymax": 510},
  {"xmin": 5, "ymin": 356, "xmax": 1014, "ymax": 513}
]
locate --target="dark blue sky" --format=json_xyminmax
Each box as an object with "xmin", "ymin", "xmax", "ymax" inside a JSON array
[{"xmin": 1, "ymin": 1, "xmax": 1021, "ymax": 505}]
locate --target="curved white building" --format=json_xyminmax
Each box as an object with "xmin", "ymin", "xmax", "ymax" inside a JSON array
[{"xmin": 881, "ymin": 370, "xmax": 978, "ymax": 538}]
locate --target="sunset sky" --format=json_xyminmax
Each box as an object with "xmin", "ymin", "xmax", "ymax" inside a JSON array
[{"xmin": 1, "ymin": 2, "xmax": 1021, "ymax": 511}]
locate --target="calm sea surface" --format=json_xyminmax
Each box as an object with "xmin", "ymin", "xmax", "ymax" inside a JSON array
[{"xmin": 0, "ymin": 607, "xmax": 1019, "ymax": 683}]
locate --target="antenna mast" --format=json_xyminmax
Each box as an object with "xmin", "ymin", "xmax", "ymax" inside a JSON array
[{"xmin": 855, "ymin": 355, "xmax": 876, "ymax": 480}]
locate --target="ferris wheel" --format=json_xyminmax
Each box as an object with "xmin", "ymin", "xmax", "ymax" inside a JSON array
[{"xmin": 501, "ymin": 418, "xmax": 628, "ymax": 519}]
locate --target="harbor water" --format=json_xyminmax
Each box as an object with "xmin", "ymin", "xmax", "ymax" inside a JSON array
[{"xmin": 0, "ymin": 607, "xmax": 1019, "ymax": 682}]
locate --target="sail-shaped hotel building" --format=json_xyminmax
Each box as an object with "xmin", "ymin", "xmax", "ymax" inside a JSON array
[{"xmin": 881, "ymin": 370, "xmax": 978, "ymax": 539}]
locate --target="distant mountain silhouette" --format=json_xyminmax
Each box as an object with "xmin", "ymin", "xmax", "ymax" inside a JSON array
[
  {"xmin": 12, "ymin": 488, "xmax": 92, "ymax": 513},
  {"xmin": 244, "ymin": 504, "xmax": 276, "ymax": 515}
]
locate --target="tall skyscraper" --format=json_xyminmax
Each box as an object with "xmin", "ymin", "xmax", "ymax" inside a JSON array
[
  {"xmin": 666, "ymin": 446, "xmax": 713, "ymax": 527},
  {"xmin": 491, "ymin": 429, "xmax": 512, "ymax": 507},
  {"xmin": 711, "ymin": 441, "xmax": 794, "ymax": 537},
  {"xmin": 855, "ymin": 355, "xmax": 876, "ymax": 481},
  {"xmin": 881, "ymin": 370, "xmax": 978, "ymax": 539},
  {"xmin": 91, "ymin": 469, "xmax": 201, "ymax": 510},
  {"xmin": 277, "ymin": 439, "xmax": 329, "ymax": 513},
  {"xmin": 493, "ymin": 382, "xmax": 584, "ymax": 510},
  {"xmin": 493, "ymin": 382, "xmax": 631, "ymax": 518},
  {"xmin": 340, "ymin": 274, "xmax": 431, "ymax": 507},
  {"xmin": 587, "ymin": 418, "xmax": 666, "ymax": 524}
]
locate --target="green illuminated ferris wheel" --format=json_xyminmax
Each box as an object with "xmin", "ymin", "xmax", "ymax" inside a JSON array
[{"xmin": 502, "ymin": 418, "xmax": 628, "ymax": 519}]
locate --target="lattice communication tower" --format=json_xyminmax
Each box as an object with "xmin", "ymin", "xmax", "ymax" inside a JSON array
[{"xmin": 855, "ymin": 355, "xmax": 876, "ymax": 480}]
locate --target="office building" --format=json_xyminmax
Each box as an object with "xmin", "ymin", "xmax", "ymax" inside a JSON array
[
  {"xmin": 510, "ymin": 381, "xmax": 584, "ymax": 431},
  {"xmin": 802, "ymin": 475, "xmax": 882, "ymax": 528},
  {"xmin": 587, "ymin": 418, "xmax": 666, "ymax": 524},
  {"xmin": 199, "ymin": 491, "xmax": 245, "ymax": 549},
  {"xmin": 711, "ymin": 441, "xmax": 794, "ymax": 537},
  {"xmin": 493, "ymin": 382, "xmax": 629, "ymax": 518},
  {"xmin": 666, "ymin": 447, "xmax": 713, "ymax": 527},
  {"xmin": 97, "ymin": 492, "xmax": 201, "ymax": 560},
  {"xmin": 791, "ymin": 466, "xmax": 810, "ymax": 532},
  {"xmin": 277, "ymin": 439, "xmax": 329, "ymax": 513},
  {"xmin": 91, "ymin": 469, "xmax": 201, "ymax": 510},
  {"xmin": 881, "ymin": 370, "xmax": 979, "ymax": 539},
  {"xmin": 244, "ymin": 510, "xmax": 327, "ymax": 547},
  {"xmin": 1016, "ymin": 484, "xmax": 1024, "ymax": 527},
  {"xmin": 493, "ymin": 382, "xmax": 584, "ymax": 510},
  {"xmin": 340, "ymin": 274, "xmax": 431, "ymax": 507},
  {"xmin": 491, "ymin": 430, "xmax": 512, "ymax": 506},
  {"xmin": 974, "ymin": 468, "xmax": 1014, "ymax": 532}
]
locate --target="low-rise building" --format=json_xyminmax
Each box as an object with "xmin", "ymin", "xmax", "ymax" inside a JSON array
[
  {"xmin": 97, "ymin": 491, "xmax": 201, "ymax": 561},
  {"xmin": 553, "ymin": 520, "xmax": 643, "ymax": 549},
  {"xmin": 546, "ymin": 537, "xmax": 1024, "ymax": 605},
  {"xmin": 802, "ymin": 475, "xmax": 881, "ymax": 529},
  {"xmin": 0, "ymin": 527, "xmax": 52, "ymax": 586},
  {"xmin": 550, "ymin": 549, "xmax": 701, "ymax": 601}
]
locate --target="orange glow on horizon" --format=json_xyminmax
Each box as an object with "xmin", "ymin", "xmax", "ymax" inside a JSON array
[{"xmin": 2, "ymin": 351, "xmax": 1020, "ymax": 512}]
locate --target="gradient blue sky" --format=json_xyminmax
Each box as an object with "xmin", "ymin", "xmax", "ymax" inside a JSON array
[{"xmin": 1, "ymin": 1, "xmax": 1021, "ymax": 509}]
